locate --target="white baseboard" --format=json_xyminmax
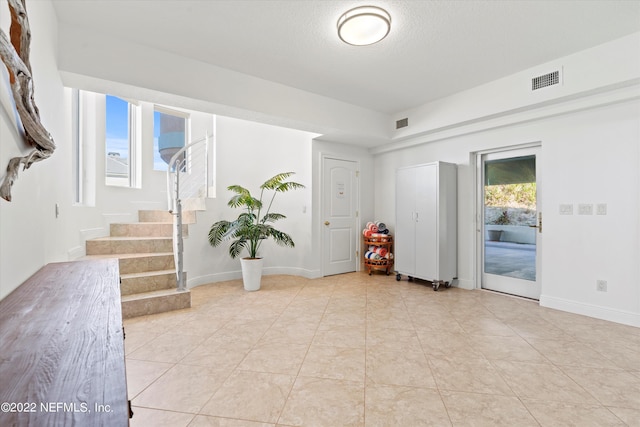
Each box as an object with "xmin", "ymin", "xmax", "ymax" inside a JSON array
[
  {"xmin": 187, "ymin": 271, "xmax": 241, "ymax": 288},
  {"xmin": 103, "ymin": 213, "xmax": 134, "ymax": 225},
  {"xmin": 130, "ymin": 201, "xmax": 165, "ymax": 211},
  {"xmin": 263, "ymin": 267, "xmax": 322, "ymax": 279},
  {"xmin": 81, "ymin": 227, "xmax": 107, "ymax": 240},
  {"xmin": 305, "ymin": 269, "xmax": 323, "ymax": 279},
  {"xmin": 72, "ymin": 227, "xmax": 107, "ymax": 261},
  {"xmin": 455, "ymin": 278, "xmax": 475, "ymax": 290},
  {"xmin": 540, "ymin": 294, "xmax": 640, "ymax": 327},
  {"xmin": 67, "ymin": 246, "xmax": 85, "ymax": 260},
  {"xmin": 187, "ymin": 268, "xmax": 323, "ymax": 289}
]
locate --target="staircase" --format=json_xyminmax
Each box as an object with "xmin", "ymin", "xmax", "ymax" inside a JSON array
[{"xmin": 85, "ymin": 210, "xmax": 194, "ymax": 318}]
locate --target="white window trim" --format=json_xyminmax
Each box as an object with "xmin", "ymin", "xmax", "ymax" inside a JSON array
[
  {"xmin": 71, "ymin": 88, "xmax": 83, "ymax": 204},
  {"xmin": 104, "ymin": 95, "xmax": 141, "ymax": 189},
  {"xmin": 129, "ymin": 102, "xmax": 142, "ymax": 188},
  {"xmin": 71, "ymin": 89, "xmax": 97, "ymax": 206}
]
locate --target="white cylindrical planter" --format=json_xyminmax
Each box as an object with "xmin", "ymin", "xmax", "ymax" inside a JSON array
[{"xmin": 240, "ymin": 258, "xmax": 263, "ymax": 291}]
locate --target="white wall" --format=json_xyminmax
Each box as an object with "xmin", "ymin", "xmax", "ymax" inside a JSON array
[
  {"xmin": 181, "ymin": 128, "xmax": 377, "ymax": 286},
  {"xmin": 0, "ymin": 0, "xmax": 73, "ymax": 299},
  {"xmin": 60, "ymin": 91, "xmax": 216, "ymax": 260},
  {"xmin": 372, "ymin": 32, "xmax": 640, "ymax": 326},
  {"xmin": 111, "ymin": 117, "xmax": 376, "ymax": 286},
  {"xmin": 374, "ymin": 96, "xmax": 640, "ymax": 327},
  {"xmin": 57, "ymin": 25, "xmax": 390, "ymax": 147},
  {"xmin": 0, "ymin": 0, "xmax": 277, "ymax": 298},
  {"xmin": 184, "ymin": 116, "xmax": 319, "ymax": 287},
  {"xmin": 0, "ymin": 0, "xmax": 362, "ymax": 298},
  {"xmin": 540, "ymin": 101, "xmax": 639, "ymax": 325},
  {"xmin": 3, "ymin": 2, "xmax": 638, "ymax": 329},
  {"xmin": 389, "ymin": 33, "xmax": 640, "ymax": 144}
]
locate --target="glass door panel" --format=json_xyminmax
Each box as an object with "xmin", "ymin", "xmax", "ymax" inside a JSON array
[{"xmin": 481, "ymin": 147, "xmax": 541, "ymax": 299}]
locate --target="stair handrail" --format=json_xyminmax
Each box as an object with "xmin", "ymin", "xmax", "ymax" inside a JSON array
[{"xmin": 167, "ymin": 134, "xmax": 210, "ymax": 292}]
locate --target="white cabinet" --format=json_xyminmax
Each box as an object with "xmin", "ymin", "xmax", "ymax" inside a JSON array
[{"xmin": 395, "ymin": 162, "xmax": 457, "ymax": 290}]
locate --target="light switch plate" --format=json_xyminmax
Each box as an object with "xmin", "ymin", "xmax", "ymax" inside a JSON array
[
  {"xmin": 596, "ymin": 280, "xmax": 607, "ymax": 292},
  {"xmin": 559, "ymin": 204, "xmax": 573, "ymax": 215},
  {"xmin": 596, "ymin": 203, "xmax": 607, "ymax": 215},
  {"xmin": 578, "ymin": 204, "xmax": 593, "ymax": 215}
]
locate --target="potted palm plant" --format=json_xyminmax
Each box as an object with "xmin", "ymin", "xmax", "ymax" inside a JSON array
[{"xmin": 208, "ymin": 172, "xmax": 305, "ymax": 291}]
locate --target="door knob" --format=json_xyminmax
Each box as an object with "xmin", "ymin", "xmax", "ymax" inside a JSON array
[
  {"xmin": 528, "ymin": 213, "xmax": 542, "ymax": 233},
  {"xmin": 324, "ymin": 221, "xmax": 330, "ymax": 226}
]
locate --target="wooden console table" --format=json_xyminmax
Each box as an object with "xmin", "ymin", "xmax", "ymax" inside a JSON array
[{"xmin": 0, "ymin": 259, "xmax": 130, "ymax": 426}]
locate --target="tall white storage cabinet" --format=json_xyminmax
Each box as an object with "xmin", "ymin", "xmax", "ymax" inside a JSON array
[{"xmin": 395, "ymin": 162, "xmax": 457, "ymax": 290}]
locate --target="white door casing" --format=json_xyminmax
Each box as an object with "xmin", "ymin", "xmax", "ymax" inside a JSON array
[
  {"xmin": 322, "ymin": 157, "xmax": 358, "ymax": 276},
  {"xmin": 478, "ymin": 145, "xmax": 542, "ymax": 299}
]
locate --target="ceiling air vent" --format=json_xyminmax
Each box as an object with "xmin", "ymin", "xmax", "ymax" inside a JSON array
[
  {"xmin": 396, "ymin": 118, "xmax": 409, "ymax": 129},
  {"xmin": 531, "ymin": 70, "xmax": 561, "ymax": 91}
]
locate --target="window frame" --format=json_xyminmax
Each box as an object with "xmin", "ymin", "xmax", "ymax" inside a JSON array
[
  {"xmin": 153, "ymin": 105, "xmax": 191, "ymax": 172},
  {"xmin": 105, "ymin": 94, "xmax": 141, "ymax": 188}
]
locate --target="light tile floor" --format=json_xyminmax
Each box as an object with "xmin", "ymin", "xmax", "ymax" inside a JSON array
[{"xmin": 124, "ymin": 272, "xmax": 640, "ymax": 426}]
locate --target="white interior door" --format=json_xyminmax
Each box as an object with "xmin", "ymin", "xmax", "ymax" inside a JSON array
[
  {"xmin": 322, "ymin": 158, "xmax": 358, "ymax": 276},
  {"xmin": 480, "ymin": 147, "xmax": 542, "ymax": 299}
]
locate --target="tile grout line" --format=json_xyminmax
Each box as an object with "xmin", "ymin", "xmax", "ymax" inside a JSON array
[
  {"xmin": 124, "ymin": 273, "xmax": 639, "ymax": 426},
  {"xmin": 194, "ymin": 282, "xmax": 299, "ymax": 422},
  {"xmin": 401, "ymin": 286, "xmax": 456, "ymax": 426},
  {"xmin": 293, "ymin": 277, "xmax": 341, "ymax": 423}
]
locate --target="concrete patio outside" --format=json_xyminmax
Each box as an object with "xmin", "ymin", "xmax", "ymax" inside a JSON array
[{"xmin": 484, "ymin": 241, "xmax": 536, "ymax": 281}]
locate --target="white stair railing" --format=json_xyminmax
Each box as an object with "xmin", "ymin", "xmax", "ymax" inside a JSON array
[{"xmin": 167, "ymin": 135, "xmax": 209, "ymax": 291}]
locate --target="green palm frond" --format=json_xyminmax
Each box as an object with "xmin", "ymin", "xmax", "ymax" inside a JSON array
[
  {"xmin": 209, "ymin": 172, "xmax": 304, "ymax": 259},
  {"xmin": 262, "ymin": 213, "xmax": 286, "ymax": 223},
  {"xmin": 276, "ymin": 181, "xmax": 305, "ymax": 192},
  {"xmin": 228, "ymin": 193, "xmax": 261, "ymax": 210},
  {"xmin": 227, "ymin": 185, "xmax": 250, "ymax": 195},
  {"xmin": 208, "ymin": 220, "xmax": 232, "ymax": 247},
  {"xmin": 260, "ymin": 172, "xmax": 295, "ymax": 190},
  {"xmin": 237, "ymin": 212, "xmax": 257, "ymax": 224},
  {"xmin": 229, "ymin": 239, "xmax": 247, "ymax": 258},
  {"xmin": 266, "ymin": 228, "xmax": 295, "ymax": 247}
]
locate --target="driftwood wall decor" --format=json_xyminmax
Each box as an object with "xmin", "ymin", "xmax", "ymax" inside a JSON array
[{"xmin": 0, "ymin": 0, "xmax": 55, "ymax": 201}]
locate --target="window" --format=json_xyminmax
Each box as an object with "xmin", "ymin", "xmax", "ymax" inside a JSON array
[
  {"xmin": 105, "ymin": 95, "xmax": 140, "ymax": 187},
  {"xmin": 153, "ymin": 106, "xmax": 189, "ymax": 171}
]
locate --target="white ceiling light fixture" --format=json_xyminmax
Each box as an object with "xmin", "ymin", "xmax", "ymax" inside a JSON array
[{"xmin": 337, "ymin": 5, "xmax": 391, "ymax": 46}]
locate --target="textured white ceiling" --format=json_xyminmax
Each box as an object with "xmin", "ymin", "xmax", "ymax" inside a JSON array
[{"xmin": 51, "ymin": 0, "xmax": 640, "ymax": 114}]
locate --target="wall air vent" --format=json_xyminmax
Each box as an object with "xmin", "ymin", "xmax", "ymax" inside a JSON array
[
  {"xmin": 531, "ymin": 70, "xmax": 561, "ymax": 91},
  {"xmin": 396, "ymin": 118, "xmax": 409, "ymax": 129}
]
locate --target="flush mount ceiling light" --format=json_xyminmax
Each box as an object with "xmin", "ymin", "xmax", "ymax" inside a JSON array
[{"xmin": 337, "ymin": 5, "xmax": 391, "ymax": 46}]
